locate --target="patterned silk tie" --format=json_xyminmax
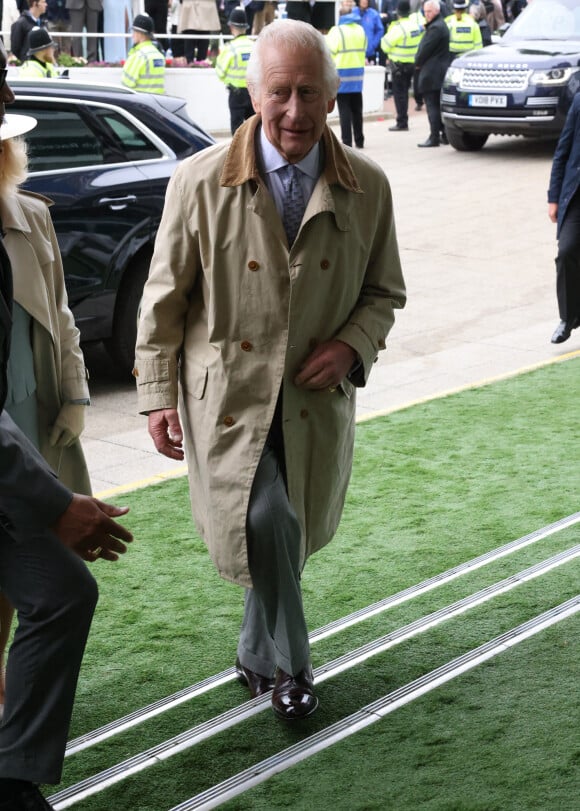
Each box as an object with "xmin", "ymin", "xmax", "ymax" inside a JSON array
[{"xmin": 279, "ymin": 164, "xmax": 305, "ymax": 246}]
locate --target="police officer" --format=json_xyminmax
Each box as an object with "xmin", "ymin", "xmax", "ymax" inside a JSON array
[
  {"xmin": 19, "ymin": 28, "xmax": 60, "ymax": 78},
  {"xmin": 215, "ymin": 7, "xmax": 255, "ymax": 135},
  {"xmin": 122, "ymin": 13, "xmax": 166, "ymax": 95},
  {"xmin": 326, "ymin": 0, "xmax": 367, "ymax": 149},
  {"xmin": 446, "ymin": 0, "xmax": 482, "ymax": 60},
  {"xmin": 381, "ymin": 0, "xmax": 424, "ymax": 131}
]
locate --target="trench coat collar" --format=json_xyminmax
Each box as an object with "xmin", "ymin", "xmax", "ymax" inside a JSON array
[
  {"xmin": 219, "ymin": 115, "xmax": 363, "ymax": 195},
  {"xmin": 0, "ymin": 193, "xmax": 56, "ymax": 335}
]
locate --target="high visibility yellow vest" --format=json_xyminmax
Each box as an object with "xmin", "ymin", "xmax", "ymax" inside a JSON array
[
  {"xmin": 326, "ymin": 23, "xmax": 366, "ymax": 94},
  {"xmin": 445, "ymin": 13, "xmax": 483, "ymax": 54},
  {"xmin": 19, "ymin": 59, "xmax": 58, "ymax": 79},
  {"xmin": 381, "ymin": 15, "xmax": 424, "ymax": 63},
  {"xmin": 215, "ymin": 35, "xmax": 254, "ymax": 89},
  {"xmin": 122, "ymin": 40, "xmax": 165, "ymax": 94}
]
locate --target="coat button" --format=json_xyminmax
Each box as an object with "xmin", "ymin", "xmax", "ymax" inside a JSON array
[
  {"xmin": 320, "ymin": 259, "xmax": 330, "ymax": 270},
  {"xmin": 300, "ymin": 409, "xmax": 309, "ymax": 419},
  {"xmin": 241, "ymin": 340, "xmax": 253, "ymax": 351},
  {"xmin": 378, "ymin": 338, "xmax": 386, "ymax": 349},
  {"xmin": 248, "ymin": 260, "xmax": 260, "ymax": 271},
  {"xmin": 223, "ymin": 415, "xmax": 235, "ymax": 427}
]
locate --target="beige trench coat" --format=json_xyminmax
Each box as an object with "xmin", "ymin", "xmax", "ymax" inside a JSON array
[
  {"xmin": 178, "ymin": 0, "xmax": 220, "ymax": 31},
  {"xmin": 1, "ymin": 191, "xmax": 91, "ymax": 494},
  {"xmin": 135, "ymin": 118, "xmax": 406, "ymax": 588}
]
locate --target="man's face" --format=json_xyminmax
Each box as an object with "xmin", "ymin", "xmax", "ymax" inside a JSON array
[
  {"xmin": 33, "ymin": 0, "xmax": 48, "ymax": 15},
  {"xmin": 0, "ymin": 42, "xmax": 15, "ymax": 132},
  {"xmin": 360, "ymin": 0, "xmax": 369, "ymax": 10},
  {"xmin": 423, "ymin": 2, "xmax": 437, "ymax": 22},
  {"xmin": 250, "ymin": 44, "xmax": 335, "ymax": 164}
]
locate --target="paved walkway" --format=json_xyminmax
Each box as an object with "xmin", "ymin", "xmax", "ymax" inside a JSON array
[{"xmin": 83, "ymin": 107, "xmax": 580, "ymax": 497}]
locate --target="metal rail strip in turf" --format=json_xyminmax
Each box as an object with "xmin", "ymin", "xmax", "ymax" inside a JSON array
[
  {"xmin": 65, "ymin": 511, "xmax": 580, "ymax": 757},
  {"xmin": 49, "ymin": 545, "xmax": 580, "ymax": 809},
  {"xmin": 169, "ymin": 595, "xmax": 580, "ymax": 811}
]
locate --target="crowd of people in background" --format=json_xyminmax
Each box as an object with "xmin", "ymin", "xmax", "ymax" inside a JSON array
[{"xmin": 0, "ymin": 0, "xmax": 527, "ymax": 67}]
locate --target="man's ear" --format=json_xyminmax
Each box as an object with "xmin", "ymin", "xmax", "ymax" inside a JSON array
[
  {"xmin": 249, "ymin": 86, "xmax": 261, "ymax": 114},
  {"xmin": 327, "ymin": 98, "xmax": 336, "ymax": 115}
]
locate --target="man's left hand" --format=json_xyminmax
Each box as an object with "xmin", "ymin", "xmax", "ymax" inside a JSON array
[{"xmin": 294, "ymin": 340, "xmax": 357, "ymax": 390}]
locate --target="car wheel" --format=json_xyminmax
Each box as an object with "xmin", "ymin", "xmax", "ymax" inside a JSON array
[
  {"xmin": 445, "ymin": 125, "xmax": 489, "ymax": 152},
  {"xmin": 104, "ymin": 256, "xmax": 150, "ymax": 375}
]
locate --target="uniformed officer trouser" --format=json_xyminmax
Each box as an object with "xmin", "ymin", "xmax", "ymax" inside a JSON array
[
  {"xmin": 228, "ymin": 87, "xmax": 254, "ymax": 136},
  {"xmin": 337, "ymin": 92, "xmax": 364, "ymax": 149},
  {"xmin": 237, "ymin": 443, "xmax": 311, "ymax": 679},
  {"xmin": 555, "ymin": 189, "xmax": 580, "ymax": 324},
  {"xmin": 391, "ymin": 63, "xmax": 415, "ymax": 127},
  {"xmin": 0, "ymin": 526, "xmax": 98, "ymax": 784}
]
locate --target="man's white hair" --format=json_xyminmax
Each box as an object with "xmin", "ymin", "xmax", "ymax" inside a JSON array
[
  {"xmin": 424, "ymin": 0, "xmax": 441, "ymax": 11},
  {"xmin": 246, "ymin": 20, "xmax": 340, "ymax": 100}
]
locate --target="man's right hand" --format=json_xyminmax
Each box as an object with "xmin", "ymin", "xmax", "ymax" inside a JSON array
[
  {"xmin": 548, "ymin": 202, "xmax": 558, "ymax": 223},
  {"xmin": 148, "ymin": 408, "xmax": 185, "ymax": 461},
  {"xmin": 52, "ymin": 496, "xmax": 133, "ymax": 562}
]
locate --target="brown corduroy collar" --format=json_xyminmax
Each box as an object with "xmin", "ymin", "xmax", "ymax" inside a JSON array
[{"xmin": 219, "ymin": 116, "xmax": 363, "ymax": 194}]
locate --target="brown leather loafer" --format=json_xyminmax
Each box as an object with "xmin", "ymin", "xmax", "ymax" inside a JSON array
[
  {"xmin": 235, "ymin": 657, "xmax": 275, "ymax": 698},
  {"xmin": 271, "ymin": 665, "xmax": 318, "ymax": 720}
]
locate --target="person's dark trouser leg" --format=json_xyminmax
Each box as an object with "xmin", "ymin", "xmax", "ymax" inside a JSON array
[
  {"xmin": 391, "ymin": 66, "xmax": 410, "ymax": 127},
  {"xmin": 352, "ymin": 92, "xmax": 364, "ymax": 147},
  {"xmin": 555, "ymin": 190, "xmax": 580, "ymax": 323},
  {"xmin": 413, "ymin": 67, "xmax": 423, "ymax": 106},
  {"xmin": 238, "ymin": 443, "xmax": 310, "ymax": 679},
  {"xmin": 228, "ymin": 87, "xmax": 253, "ymax": 135},
  {"xmin": 0, "ymin": 530, "xmax": 98, "ymax": 784},
  {"xmin": 337, "ymin": 93, "xmax": 353, "ymax": 146}
]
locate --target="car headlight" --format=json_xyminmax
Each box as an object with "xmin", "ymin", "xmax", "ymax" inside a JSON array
[
  {"xmin": 445, "ymin": 66, "xmax": 464, "ymax": 85},
  {"xmin": 529, "ymin": 67, "xmax": 573, "ymax": 86}
]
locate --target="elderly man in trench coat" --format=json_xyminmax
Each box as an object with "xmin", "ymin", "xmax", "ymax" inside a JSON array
[{"xmin": 134, "ymin": 19, "xmax": 406, "ymax": 720}]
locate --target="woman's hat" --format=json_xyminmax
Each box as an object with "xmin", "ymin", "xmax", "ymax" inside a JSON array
[{"xmin": 0, "ymin": 114, "xmax": 38, "ymax": 141}]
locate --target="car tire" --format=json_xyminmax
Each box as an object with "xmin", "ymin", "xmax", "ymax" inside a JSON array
[
  {"xmin": 104, "ymin": 256, "xmax": 150, "ymax": 375},
  {"xmin": 445, "ymin": 125, "xmax": 489, "ymax": 152}
]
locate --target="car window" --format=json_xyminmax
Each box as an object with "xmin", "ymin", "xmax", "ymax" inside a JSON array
[
  {"xmin": 504, "ymin": 0, "xmax": 580, "ymax": 40},
  {"xmin": 91, "ymin": 109, "xmax": 164, "ymax": 163},
  {"xmin": 14, "ymin": 101, "xmax": 163, "ymax": 172}
]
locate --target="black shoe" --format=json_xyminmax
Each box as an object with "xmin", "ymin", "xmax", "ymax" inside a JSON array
[
  {"xmin": 551, "ymin": 318, "xmax": 579, "ymax": 344},
  {"xmin": 389, "ymin": 124, "xmax": 408, "ymax": 131},
  {"xmin": 235, "ymin": 657, "xmax": 275, "ymax": 698},
  {"xmin": 440, "ymin": 130, "xmax": 449, "ymax": 145},
  {"xmin": 418, "ymin": 137, "xmax": 440, "ymax": 148},
  {"xmin": 0, "ymin": 782, "xmax": 55, "ymax": 810},
  {"xmin": 271, "ymin": 665, "xmax": 318, "ymax": 720},
  {"xmin": 415, "ymin": 102, "xmax": 423, "ymax": 111}
]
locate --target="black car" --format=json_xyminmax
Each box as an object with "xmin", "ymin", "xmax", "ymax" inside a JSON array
[
  {"xmin": 441, "ymin": 0, "xmax": 580, "ymax": 151},
  {"xmin": 10, "ymin": 79, "xmax": 215, "ymax": 372}
]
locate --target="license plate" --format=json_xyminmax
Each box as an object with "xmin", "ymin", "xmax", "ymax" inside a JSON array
[{"xmin": 468, "ymin": 95, "xmax": 508, "ymax": 108}]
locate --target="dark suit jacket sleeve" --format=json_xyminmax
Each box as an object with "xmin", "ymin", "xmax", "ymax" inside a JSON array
[
  {"xmin": 547, "ymin": 95, "xmax": 579, "ymax": 204},
  {"xmin": 0, "ymin": 411, "xmax": 73, "ymax": 535}
]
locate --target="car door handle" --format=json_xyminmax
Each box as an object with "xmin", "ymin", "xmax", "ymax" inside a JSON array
[{"xmin": 98, "ymin": 195, "xmax": 138, "ymax": 210}]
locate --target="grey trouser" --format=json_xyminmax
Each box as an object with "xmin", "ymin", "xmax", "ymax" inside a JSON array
[
  {"xmin": 0, "ymin": 528, "xmax": 98, "ymax": 784},
  {"xmin": 237, "ymin": 443, "xmax": 310, "ymax": 678}
]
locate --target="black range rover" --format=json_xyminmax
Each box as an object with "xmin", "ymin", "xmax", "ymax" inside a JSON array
[{"xmin": 441, "ymin": 0, "xmax": 580, "ymax": 151}]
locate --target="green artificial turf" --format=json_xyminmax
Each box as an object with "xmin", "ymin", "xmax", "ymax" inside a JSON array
[{"xmin": 53, "ymin": 357, "xmax": 580, "ymax": 810}]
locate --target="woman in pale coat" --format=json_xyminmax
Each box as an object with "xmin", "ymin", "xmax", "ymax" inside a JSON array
[
  {"xmin": 178, "ymin": 0, "xmax": 220, "ymax": 62},
  {"xmin": 0, "ymin": 116, "xmax": 91, "ymax": 710}
]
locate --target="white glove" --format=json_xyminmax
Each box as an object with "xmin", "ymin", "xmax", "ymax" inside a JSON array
[{"xmin": 49, "ymin": 403, "xmax": 86, "ymax": 448}]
